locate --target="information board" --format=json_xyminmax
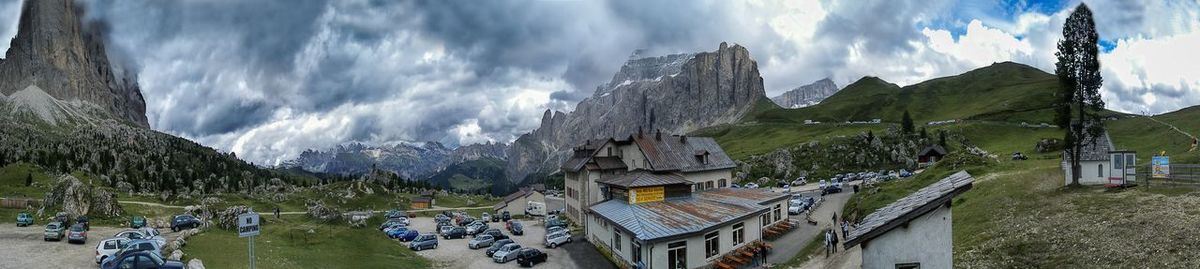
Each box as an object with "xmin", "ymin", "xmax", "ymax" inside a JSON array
[
  {"xmin": 1152, "ymin": 156, "xmax": 1170, "ymax": 178},
  {"xmin": 630, "ymin": 186, "xmax": 665, "ymax": 204}
]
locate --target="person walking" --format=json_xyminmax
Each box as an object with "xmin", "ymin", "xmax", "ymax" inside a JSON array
[
  {"xmin": 841, "ymin": 220, "xmax": 849, "ymax": 238},
  {"xmin": 831, "ymin": 228, "xmax": 840, "ymax": 253},
  {"xmin": 832, "ymin": 212, "xmax": 838, "ymax": 224},
  {"xmin": 824, "ymin": 229, "xmax": 833, "ymax": 257},
  {"xmin": 274, "ymin": 207, "xmax": 280, "ymax": 219}
]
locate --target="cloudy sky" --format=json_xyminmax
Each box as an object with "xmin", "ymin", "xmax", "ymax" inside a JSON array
[{"xmin": 1, "ymin": 0, "xmax": 1198, "ymax": 165}]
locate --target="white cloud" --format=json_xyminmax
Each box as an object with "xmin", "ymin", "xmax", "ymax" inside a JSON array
[{"xmin": 1100, "ymin": 32, "xmax": 1200, "ymax": 114}]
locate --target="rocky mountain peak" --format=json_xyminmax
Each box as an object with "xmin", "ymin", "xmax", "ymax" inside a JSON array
[
  {"xmin": 0, "ymin": 0, "xmax": 148, "ymax": 127},
  {"xmin": 771, "ymin": 78, "xmax": 840, "ymax": 108}
]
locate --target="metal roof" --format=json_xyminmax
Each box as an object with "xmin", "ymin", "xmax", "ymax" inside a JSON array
[
  {"xmin": 589, "ymin": 188, "xmax": 789, "ymax": 242},
  {"xmin": 593, "ymin": 156, "xmax": 628, "ymax": 170},
  {"xmin": 633, "ymin": 135, "xmax": 736, "ymax": 172},
  {"xmin": 844, "ymin": 171, "xmax": 974, "ymax": 248},
  {"xmin": 595, "ymin": 170, "xmax": 689, "ymax": 188},
  {"xmin": 561, "ymin": 139, "xmax": 608, "ymax": 171},
  {"xmin": 919, "ymin": 144, "xmax": 947, "ymax": 157},
  {"xmin": 1064, "ymin": 130, "xmax": 1114, "ymax": 162}
]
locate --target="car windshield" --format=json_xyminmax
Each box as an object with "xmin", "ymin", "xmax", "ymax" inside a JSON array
[
  {"xmin": 71, "ymin": 225, "xmax": 85, "ymax": 232},
  {"xmin": 46, "ymin": 223, "xmax": 59, "ymax": 229}
]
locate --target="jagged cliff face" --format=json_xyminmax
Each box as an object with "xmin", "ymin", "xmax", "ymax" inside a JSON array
[
  {"xmin": 771, "ymin": 78, "xmax": 839, "ymax": 109},
  {"xmin": 282, "ymin": 141, "xmax": 509, "ymax": 179},
  {"xmin": 0, "ymin": 0, "xmax": 148, "ymax": 127},
  {"xmin": 507, "ymin": 42, "xmax": 766, "ymax": 182}
]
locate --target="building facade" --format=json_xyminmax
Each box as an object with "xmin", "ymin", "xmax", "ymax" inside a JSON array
[{"xmin": 845, "ymin": 171, "xmax": 974, "ymax": 269}]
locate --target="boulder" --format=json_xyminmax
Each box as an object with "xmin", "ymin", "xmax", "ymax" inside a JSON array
[
  {"xmin": 1035, "ymin": 138, "xmax": 1062, "ymax": 153},
  {"xmin": 169, "ymin": 249, "xmax": 183, "ymax": 260},
  {"xmin": 42, "ymin": 175, "xmax": 124, "ymax": 218},
  {"xmin": 215, "ymin": 206, "xmax": 251, "ymax": 229},
  {"xmin": 306, "ymin": 200, "xmax": 340, "ymax": 223},
  {"xmin": 187, "ymin": 259, "xmax": 205, "ymax": 269}
]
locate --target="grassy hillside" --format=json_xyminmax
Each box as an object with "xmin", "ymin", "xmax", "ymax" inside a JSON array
[
  {"xmin": 426, "ymin": 157, "xmax": 511, "ymax": 195},
  {"xmin": 747, "ymin": 62, "xmax": 1062, "ymax": 125},
  {"xmin": 1109, "ymin": 105, "xmax": 1200, "ymax": 164}
]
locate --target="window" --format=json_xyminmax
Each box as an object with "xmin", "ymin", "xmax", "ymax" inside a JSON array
[
  {"xmin": 695, "ymin": 183, "xmax": 704, "ymax": 191},
  {"xmin": 1113, "ymin": 155, "xmax": 1123, "ymax": 170},
  {"xmin": 732, "ymin": 222, "xmax": 745, "ymax": 246},
  {"xmin": 607, "ymin": 147, "xmax": 613, "ymax": 156},
  {"xmin": 706, "ymin": 181, "xmax": 714, "ymax": 189},
  {"xmin": 632, "ymin": 241, "xmax": 642, "ymax": 264},
  {"xmin": 668, "ymin": 241, "xmax": 687, "ymax": 269},
  {"xmin": 774, "ymin": 204, "xmax": 782, "ymax": 222},
  {"xmin": 761, "ymin": 213, "xmax": 769, "ymax": 227},
  {"xmin": 1098, "ymin": 164, "xmax": 1104, "ymax": 176},
  {"xmin": 613, "ymin": 231, "xmax": 623, "ymax": 251},
  {"xmin": 718, "ymin": 179, "xmax": 727, "ymax": 188},
  {"xmin": 704, "ymin": 231, "xmax": 720, "ymax": 258},
  {"xmin": 895, "ymin": 263, "xmax": 921, "ymax": 269}
]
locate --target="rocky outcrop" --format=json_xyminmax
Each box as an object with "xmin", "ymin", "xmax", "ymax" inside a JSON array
[
  {"xmin": 0, "ymin": 0, "xmax": 148, "ymax": 127},
  {"xmin": 281, "ymin": 141, "xmax": 508, "ymax": 179},
  {"xmin": 771, "ymin": 78, "xmax": 839, "ymax": 108},
  {"xmin": 306, "ymin": 200, "xmax": 340, "ymax": 223},
  {"xmin": 187, "ymin": 259, "xmax": 206, "ymax": 269},
  {"xmin": 507, "ymin": 43, "xmax": 767, "ymax": 182},
  {"xmin": 215, "ymin": 206, "xmax": 251, "ymax": 229},
  {"xmin": 42, "ymin": 174, "xmax": 124, "ymax": 218}
]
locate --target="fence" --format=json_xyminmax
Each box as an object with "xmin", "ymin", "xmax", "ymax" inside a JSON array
[{"xmin": 1141, "ymin": 164, "xmax": 1200, "ymax": 188}]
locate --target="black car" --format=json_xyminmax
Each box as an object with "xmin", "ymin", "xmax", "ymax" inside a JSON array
[
  {"xmin": 171, "ymin": 215, "xmax": 202, "ymax": 232},
  {"xmin": 508, "ymin": 222, "xmax": 524, "ymax": 236},
  {"xmin": 501, "ymin": 211, "xmax": 511, "ymax": 222},
  {"xmin": 457, "ymin": 217, "xmax": 476, "ymax": 226},
  {"xmin": 821, "ymin": 185, "xmax": 843, "ymax": 195},
  {"xmin": 486, "ymin": 239, "xmax": 515, "ymax": 257},
  {"xmin": 54, "ymin": 212, "xmax": 74, "ymax": 227},
  {"xmin": 442, "ymin": 227, "xmax": 467, "ymax": 239},
  {"xmin": 76, "ymin": 216, "xmax": 90, "ymax": 231},
  {"xmin": 516, "ymin": 248, "xmax": 548, "ymax": 267},
  {"xmin": 477, "ymin": 228, "xmax": 510, "ymax": 241},
  {"xmin": 545, "ymin": 219, "xmax": 567, "ymax": 229}
]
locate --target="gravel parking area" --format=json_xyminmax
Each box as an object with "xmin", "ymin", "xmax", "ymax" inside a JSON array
[
  {"xmin": 401, "ymin": 216, "xmax": 612, "ymax": 269},
  {"xmin": 0, "ymin": 224, "xmax": 184, "ymax": 269}
]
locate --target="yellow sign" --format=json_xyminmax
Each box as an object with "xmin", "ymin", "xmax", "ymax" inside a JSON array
[{"xmin": 630, "ymin": 186, "xmax": 665, "ymax": 204}]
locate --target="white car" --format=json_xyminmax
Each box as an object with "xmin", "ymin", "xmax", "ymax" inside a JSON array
[
  {"xmin": 481, "ymin": 213, "xmax": 492, "ymax": 222},
  {"xmin": 544, "ymin": 232, "xmax": 572, "ymax": 248},
  {"xmin": 492, "ymin": 243, "xmax": 522, "ymax": 263},
  {"xmin": 744, "ymin": 183, "xmax": 759, "ymax": 189},
  {"xmin": 95, "ymin": 237, "xmax": 132, "ymax": 264},
  {"xmin": 139, "ymin": 227, "xmax": 168, "ymax": 247},
  {"xmin": 114, "ymin": 230, "xmax": 165, "ymax": 248},
  {"xmin": 546, "ymin": 226, "xmax": 567, "ymax": 238},
  {"xmin": 819, "ymin": 180, "xmax": 827, "ymax": 189},
  {"xmin": 788, "ymin": 204, "xmax": 803, "ymax": 215},
  {"xmin": 781, "ymin": 184, "xmax": 791, "ymax": 193},
  {"xmin": 466, "ymin": 222, "xmax": 488, "ymax": 235}
]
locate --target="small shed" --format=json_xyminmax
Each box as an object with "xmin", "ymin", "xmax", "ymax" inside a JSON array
[
  {"xmin": 845, "ymin": 171, "xmax": 974, "ymax": 269},
  {"xmin": 411, "ymin": 197, "xmax": 433, "ymax": 209},
  {"xmin": 917, "ymin": 145, "xmax": 948, "ymax": 166}
]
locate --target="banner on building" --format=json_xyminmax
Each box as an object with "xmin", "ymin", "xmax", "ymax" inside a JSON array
[{"xmin": 630, "ymin": 186, "xmax": 665, "ymax": 204}]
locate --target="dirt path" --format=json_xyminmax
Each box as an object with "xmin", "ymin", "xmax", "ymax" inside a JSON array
[{"xmin": 117, "ymin": 200, "xmax": 186, "ymax": 208}]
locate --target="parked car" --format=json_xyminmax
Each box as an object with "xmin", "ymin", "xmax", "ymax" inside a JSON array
[
  {"xmin": 744, "ymin": 183, "xmax": 759, "ymax": 189},
  {"xmin": 544, "ymin": 232, "xmax": 571, "ymax": 248},
  {"xmin": 171, "ymin": 215, "xmax": 202, "ymax": 232},
  {"xmin": 457, "ymin": 217, "xmax": 476, "ymax": 226},
  {"xmin": 54, "ymin": 212, "xmax": 73, "ymax": 226},
  {"xmin": 478, "ymin": 228, "xmax": 510, "ymax": 241},
  {"xmin": 545, "ymin": 219, "xmax": 567, "ymax": 230},
  {"xmin": 466, "ymin": 222, "xmax": 488, "ymax": 235},
  {"xmin": 101, "ymin": 248, "xmax": 183, "ymax": 269},
  {"xmin": 481, "ymin": 213, "xmax": 492, "ymax": 223},
  {"xmin": 140, "ymin": 227, "xmax": 166, "ymax": 246},
  {"xmin": 397, "ymin": 229, "xmax": 421, "ymax": 242},
  {"xmin": 114, "ymin": 230, "xmax": 148, "ymax": 241},
  {"xmin": 899, "ymin": 169, "xmax": 913, "ymax": 177},
  {"xmin": 818, "ymin": 180, "xmax": 827, "ymax": 189},
  {"xmin": 469, "ymin": 234, "xmax": 496, "ymax": 249},
  {"xmin": 76, "ymin": 216, "xmax": 90, "ymax": 231},
  {"xmin": 380, "ymin": 219, "xmax": 407, "ymax": 231},
  {"xmin": 508, "ymin": 221, "xmax": 524, "ymax": 236},
  {"xmin": 822, "ymin": 185, "xmax": 843, "ymax": 195},
  {"xmin": 409, "ymin": 234, "xmax": 438, "ymax": 251},
  {"xmin": 129, "ymin": 216, "xmax": 147, "ymax": 229},
  {"xmin": 16, "ymin": 212, "xmax": 33, "ymax": 227},
  {"xmin": 438, "ymin": 225, "xmax": 454, "ymax": 236},
  {"xmin": 100, "ymin": 239, "xmax": 164, "ymax": 267},
  {"xmin": 443, "ymin": 227, "xmax": 467, "ymax": 239},
  {"xmin": 67, "ymin": 223, "xmax": 88, "ymax": 244},
  {"xmin": 95, "ymin": 237, "xmax": 132, "ymax": 264},
  {"xmin": 730, "ymin": 183, "xmax": 741, "ymax": 188},
  {"xmin": 781, "ymin": 184, "xmax": 791, "ymax": 193},
  {"xmin": 485, "ymin": 239, "xmax": 516, "ymax": 257},
  {"xmin": 386, "ymin": 227, "xmax": 410, "ymax": 239},
  {"xmin": 43, "ymin": 222, "xmax": 65, "ymax": 241},
  {"xmin": 492, "ymin": 243, "xmax": 523, "ymax": 263},
  {"xmin": 384, "ymin": 209, "xmax": 407, "ymax": 219},
  {"xmin": 384, "ymin": 223, "xmax": 408, "ymax": 234},
  {"xmin": 501, "ymin": 211, "xmax": 511, "ymax": 222},
  {"xmin": 546, "ymin": 226, "xmax": 567, "ymax": 238},
  {"xmin": 516, "ymin": 247, "xmax": 548, "ymax": 267}
]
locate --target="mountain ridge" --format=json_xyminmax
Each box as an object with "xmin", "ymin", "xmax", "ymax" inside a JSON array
[{"xmin": 771, "ymin": 78, "xmax": 839, "ymax": 108}]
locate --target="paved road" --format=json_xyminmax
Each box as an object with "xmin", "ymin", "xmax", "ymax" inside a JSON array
[
  {"xmin": 765, "ymin": 186, "xmax": 856, "ymax": 265},
  {"xmin": 403, "ymin": 215, "xmax": 612, "ymax": 269},
  {"xmin": 0, "ymin": 224, "xmax": 186, "ymax": 269}
]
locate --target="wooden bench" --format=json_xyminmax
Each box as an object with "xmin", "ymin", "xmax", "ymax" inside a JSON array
[
  {"xmin": 714, "ymin": 261, "xmax": 736, "ymax": 269},
  {"xmin": 726, "ymin": 255, "xmax": 748, "ymax": 265}
]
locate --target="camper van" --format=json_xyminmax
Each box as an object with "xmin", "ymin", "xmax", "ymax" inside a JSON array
[{"xmin": 525, "ymin": 201, "xmax": 546, "ymax": 216}]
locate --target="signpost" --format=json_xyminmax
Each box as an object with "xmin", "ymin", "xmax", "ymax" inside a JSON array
[
  {"xmin": 238, "ymin": 211, "xmax": 261, "ymax": 269},
  {"xmin": 1152, "ymin": 155, "xmax": 1170, "ymax": 179}
]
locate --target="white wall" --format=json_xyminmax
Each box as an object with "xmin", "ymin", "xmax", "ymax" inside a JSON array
[
  {"xmin": 861, "ymin": 205, "xmax": 953, "ymax": 269},
  {"xmin": 1062, "ymin": 160, "xmax": 1109, "ymax": 185},
  {"xmin": 683, "ymin": 169, "xmax": 734, "ymax": 190}
]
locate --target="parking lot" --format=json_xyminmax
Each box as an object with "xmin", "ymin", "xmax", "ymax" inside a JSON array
[
  {"xmin": 399, "ymin": 215, "xmax": 613, "ymax": 269},
  {"xmin": 0, "ymin": 224, "xmax": 184, "ymax": 269}
]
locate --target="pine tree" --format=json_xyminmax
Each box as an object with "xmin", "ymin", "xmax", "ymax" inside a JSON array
[
  {"xmin": 25, "ymin": 172, "xmax": 33, "ymax": 187},
  {"xmin": 1056, "ymin": 3, "xmax": 1105, "ymax": 186},
  {"xmin": 901, "ymin": 111, "xmax": 915, "ymax": 134},
  {"xmin": 920, "ymin": 127, "xmax": 928, "ymax": 139},
  {"xmin": 938, "ymin": 130, "xmax": 947, "ymax": 147}
]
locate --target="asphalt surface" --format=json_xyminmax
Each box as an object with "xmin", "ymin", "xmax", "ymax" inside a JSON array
[
  {"xmin": 763, "ymin": 185, "xmax": 856, "ymax": 265},
  {"xmin": 403, "ymin": 215, "xmax": 612, "ymax": 269},
  {"xmin": 0, "ymin": 224, "xmax": 185, "ymax": 269}
]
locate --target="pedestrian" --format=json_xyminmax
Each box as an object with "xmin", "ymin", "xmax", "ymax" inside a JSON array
[
  {"xmin": 841, "ymin": 220, "xmax": 849, "ymax": 238},
  {"xmin": 832, "ymin": 212, "xmax": 838, "ymax": 223},
  {"xmin": 274, "ymin": 207, "xmax": 280, "ymax": 219},
  {"xmin": 824, "ymin": 229, "xmax": 832, "ymax": 257},
  {"xmin": 832, "ymin": 229, "xmax": 840, "ymax": 253}
]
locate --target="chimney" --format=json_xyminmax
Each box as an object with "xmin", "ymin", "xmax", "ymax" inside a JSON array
[
  {"xmin": 655, "ymin": 129, "xmax": 662, "ymax": 141},
  {"xmin": 680, "ymin": 135, "xmax": 687, "ymax": 143},
  {"xmin": 638, "ymin": 127, "xmax": 644, "ymax": 138}
]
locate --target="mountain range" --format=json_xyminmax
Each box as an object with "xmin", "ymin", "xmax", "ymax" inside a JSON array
[
  {"xmin": 279, "ymin": 141, "xmax": 507, "ymax": 179},
  {"xmin": 770, "ymin": 78, "xmax": 839, "ymax": 108}
]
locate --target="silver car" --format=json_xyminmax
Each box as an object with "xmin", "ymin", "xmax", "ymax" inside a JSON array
[
  {"xmin": 492, "ymin": 243, "xmax": 522, "ymax": 263},
  {"xmin": 95, "ymin": 238, "xmax": 131, "ymax": 264},
  {"xmin": 544, "ymin": 232, "xmax": 571, "ymax": 248},
  {"xmin": 469, "ymin": 234, "xmax": 495, "ymax": 249},
  {"xmin": 466, "ymin": 222, "xmax": 488, "ymax": 235}
]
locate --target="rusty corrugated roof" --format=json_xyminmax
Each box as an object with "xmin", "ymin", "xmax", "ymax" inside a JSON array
[
  {"xmin": 589, "ymin": 188, "xmax": 789, "ymax": 242},
  {"xmin": 844, "ymin": 171, "xmax": 974, "ymax": 248},
  {"xmin": 633, "ymin": 135, "xmax": 736, "ymax": 172},
  {"xmin": 595, "ymin": 170, "xmax": 689, "ymax": 188}
]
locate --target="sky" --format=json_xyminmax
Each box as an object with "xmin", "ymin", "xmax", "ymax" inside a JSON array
[{"xmin": 0, "ymin": 0, "xmax": 1197, "ymax": 166}]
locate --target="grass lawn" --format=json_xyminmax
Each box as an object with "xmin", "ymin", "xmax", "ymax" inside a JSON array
[
  {"xmin": 185, "ymin": 215, "xmax": 430, "ymax": 269},
  {"xmin": 695, "ymin": 123, "xmax": 885, "ymax": 160},
  {"xmin": 0, "ymin": 162, "xmax": 55, "ymax": 198}
]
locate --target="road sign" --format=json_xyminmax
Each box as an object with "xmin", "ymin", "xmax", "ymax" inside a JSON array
[
  {"xmin": 1152, "ymin": 155, "xmax": 1170, "ymax": 178},
  {"xmin": 238, "ymin": 212, "xmax": 261, "ymax": 237}
]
